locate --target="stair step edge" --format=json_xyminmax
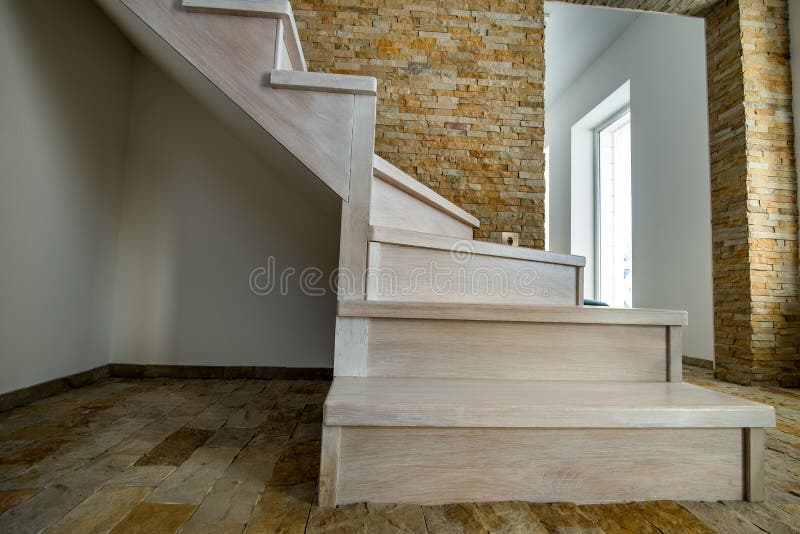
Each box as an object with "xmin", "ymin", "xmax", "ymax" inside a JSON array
[
  {"xmin": 271, "ymin": 70, "xmax": 377, "ymax": 95},
  {"xmin": 338, "ymin": 300, "xmax": 688, "ymax": 326},
  {"xmin": 324, "ymin": 378, "xmax": 776, "ymax": 429},
  {"xmin": 370, "ymin": 225, "xmax": 586, "ymax": 267}
]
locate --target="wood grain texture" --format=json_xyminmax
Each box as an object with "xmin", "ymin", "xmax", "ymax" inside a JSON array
[
  {"xmin": 338, "ymin": 299, "xmax": 689, "ymax": 325},
  {"xmin": 366, "ymin": 319, "xmax": 668, "ymax": 381},
  {"xmin": 668, "ymin": 325, "xmax": 684, "ymax": 382},
  {"xmin": 273, "ymin": 18, "xmax": 285, "ymax": 70},
  {"xmin": 334, "ymin": 427, "xmax": 745, "ymax": 505},
  {"xmin": 182, "ymin": 0, "xmax": 306, "ymax": 70},
  {"xmin": 370, "ymin": 178, "xmax": 473, "ymax": 239},
  {"xmin": 324, "ymin": 378, "xmax": 776, "ymax": 428},
  {"xmin": 336, "ymin": 94, "xmax": 376, "ymax": 298},
  {"xmin": 372, "ymin": 155, "xmax": 480, "ymax": 228},
  {"xmin": 318, "ymin": 425, "xmax": 340, "ymax": 507},
  {"xmin": 744, "ymin": 427, "xmax": 765, "ymax": 502},
  {"xmin": 271, "ymin": 70, "xmax": 378, "ymax": 95},
  {"xmin": 333, "ymin": 317, "xmax": 368, "ymax": 377},
  {"xmin": 369, "ymin": 226, "xmax": 584, "ymax": 267},
  {"xmin": 365, "ymin": 241, "xmax": 578, "ymax": 306},
  {"xmin": 121, "ymin": 0, "xmax": 353, "ymax": 198}
]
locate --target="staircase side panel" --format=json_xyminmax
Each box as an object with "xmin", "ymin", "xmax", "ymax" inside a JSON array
[
  {"xmin": 119, "ymin": 0, "xmax": 354, "ymax": 198},
  {"xmin": 370, "ymin": 177, "xmax": 473, "ymax": 239}
]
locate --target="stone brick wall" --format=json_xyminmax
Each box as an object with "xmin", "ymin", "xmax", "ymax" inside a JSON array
[
  {"xmin": 706, "ymin": 0, "xmax": 799, "ymax": 386},
  {"xmin": 294, "ymin": 1, "xmax": 546, "ymax": 247}
]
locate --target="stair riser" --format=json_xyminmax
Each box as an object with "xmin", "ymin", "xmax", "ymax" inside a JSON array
[
  {"xmin": 323, "ymin": 426, "xmax": 746, "ymax": 505},
  {"xmin": 370, "ymin": 177, "xmax": 474, "ymax": 239},
  {"xmin": 357, "ymin": 318, "xmax": 677, "ymax": 381},
  {"xmin": 367, "ymin": 241, "xmax": 580, "ymax": 305}
]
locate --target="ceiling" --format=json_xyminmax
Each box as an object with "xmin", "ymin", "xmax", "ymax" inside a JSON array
[
  {"xmin": 552, "ymin": 0, "xmax": 720, "ymax": 17},
  {"xmin": 544, "ymin": 2, "xmax": 639, "ymax": 109}
]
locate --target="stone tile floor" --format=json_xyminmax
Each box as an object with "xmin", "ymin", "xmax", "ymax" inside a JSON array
[{"xmin": 0, "ymin": 366, "xmax": 797, "ymax": 533}]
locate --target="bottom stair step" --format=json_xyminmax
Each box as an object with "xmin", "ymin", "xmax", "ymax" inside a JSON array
[{"xmin": 319, "ymin": 378, "xmax": 775, "ymax": 506}]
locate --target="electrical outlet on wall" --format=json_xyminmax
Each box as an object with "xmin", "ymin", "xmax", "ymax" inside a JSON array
[{"xmin": 501, "ymin": 232, "xmax": 520, "ymax": 247}]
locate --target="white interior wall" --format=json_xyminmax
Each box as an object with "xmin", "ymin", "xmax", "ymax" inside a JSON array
[
  {"xmin": 545, "ymin": 12, "xmax": 714, "ymax": 360},
  {"xmin": 109, "ymin": 55, "xmax": 340, "ymax": 368},
  {"xmin": 0, "ymin": 2, "xmax": 341, "ymax": 394},
  {"xmin": 0, "ymin": 0, "xmax": 134, "ymax": 394}
]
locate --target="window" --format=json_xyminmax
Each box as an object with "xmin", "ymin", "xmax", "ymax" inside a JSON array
[
  {"xmin": 596, "ymin": 110, "xmax": 632, "ymax": 308},
  {"xmin": 543, "ymin": 146, "xmax": 550, "ymax": 251}
]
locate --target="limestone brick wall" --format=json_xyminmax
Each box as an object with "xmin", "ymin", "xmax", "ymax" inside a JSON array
[
  {"xmin": 706, "ymin": 0, "xmax": 799, "ymax": 386},
  {"xmin": 294, "ymin": 1, "xmax": 546, "ymax": 247}
]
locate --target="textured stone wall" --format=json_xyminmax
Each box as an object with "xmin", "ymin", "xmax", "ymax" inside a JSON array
[
  {"xmin": 706, "ymin": 0, "xmax": 799, "ymax": 386},
  {"xmin": 294, "ymin": 0, "xmax": 800, "ymax": 385},
  {"xmin": 294, "ymin": 1, "xmax": 546, "ymax": 247}
]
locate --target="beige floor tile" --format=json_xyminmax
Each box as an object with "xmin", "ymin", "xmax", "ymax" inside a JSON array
[
  {"xmin": 423, "ymin": 503, "xmax": 488, "ymax": 533},
  {"xmin": 473, "ymin": 501, "xmax": 548, "ymax": 533},
  {"xmin": 269, "ymin": 441, "xmax": 320, "ymax": 485},
  {"xmin": 45, "ymin": 485, "xmax": 151, "ymax": 533},
  {"xmin": 244, "ymin": 482, "xmax": 314, "ymax": 534},
  {"xmin": 626, "ymin": 501, "xmax": 716, "ymax": 533},
  {"xmin": 135, "ymin": 428, "xmax": 214, "ymax": 466},
  {"xmin": 146, "ymin": 446, "xmax": 239, "ymax": 505},
  {"xmin": 679, "ymin": 501, "xmax": 765, "ymax": 533},
  {"xmin": 187, "ymin": 461, "xmax": 270, "ymax": 524},
  {"xmin": 0, "ymin": 488, "xmax": 39, "ymax": 515},
  {"xmin": 110, "ymin": 502, "xmax": 196, "ymax": 534},
  {"xmin": 180, "ymin": 521, "xmax": 244, "ymax": 533},
  {"xmin": 366, "ymin": 503, "xmax": 429, "ymax": 533},
  {"xmin": 307, "ymin": 502, "xmax": 368, "ymax": 533}
]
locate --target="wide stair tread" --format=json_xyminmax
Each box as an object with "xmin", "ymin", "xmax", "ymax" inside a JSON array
[
  {"xmin": 325, "ymin": 377, "xmax": 776, "ymax": 428},
  {"xmin": 371, "ymin": 226, "xmax": 584, "ymax": 267},
  {"xmin": 339, "ymin": 299, "xmax": 687, "ymax": 325}
]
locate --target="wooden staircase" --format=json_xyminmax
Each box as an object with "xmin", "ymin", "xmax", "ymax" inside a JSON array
[{"xmin": 97, "ymin": 0, "xmax": 776, "ymax": 507}]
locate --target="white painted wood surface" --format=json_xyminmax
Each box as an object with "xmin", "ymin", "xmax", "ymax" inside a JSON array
[
  {"xmin": 334, "ymin": 426, "xmax": 744, "ymax": 505},
  {"xmin": 370, "ymin": 178, "xmax": 474, "ymax": 239},
  {"xmin": 365, "ymin": 241, "xmax": 578, "ymax": 306},
  {"xmin": 325, "ymin": 378, "xmax": 776, "ymax": 428},
  {"xmin": 333, "ymin": 317, "xmax": 369, "ymax": 377},
  {"xmin": 745, "ymin": 427, "xmax": 766, "ymax": 502},
  {"xmin": 338, "ymin": 299, "xmax": 689, "ymax": 325},
  {"xmin": 271, "ymin": 70, "xmax": 378, "ymax": 95},
  {"xmin": 273, "ymin": 18, "xmax": 287, "ymax": 70},
  {"xmin": 370, "ymin": 226, "xmax": 585, "ymax": 267},
  {"xmin": 335, "ymin": 94, "xmax": 376, "ymax": 296},
  {"xmin": 373, "ymin": 155, "xmax": 480, "ymax": 228},
  {"xmin": 120, "ymin": 0, "xmax": 354, "ymax": 199},
  {"xmin": 667, "ymin": 325, "xmax": 684, "ymax": 382},
  {"xmin": 182, "ymin": 0, "xmax": 306, "ymax": 70},
  {"xmin": 365, "ymin": 319, "xmax": 668, "ymax": 381},
  {"xmin": 318, "ymin": 425, "xmax": 340, "ymax": 507}
]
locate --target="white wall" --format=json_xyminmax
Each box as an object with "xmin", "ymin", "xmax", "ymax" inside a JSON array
[
  {"xmin": 0, "ymin": 1, "xmax": 134, "ymax": 394},
  {"xmin": 545, "ymin": 13, "xmax": 714, "ymax": 360},
  {"xmin": 110, "ymin": 55, "xmax": 340, "ymax": 368}
]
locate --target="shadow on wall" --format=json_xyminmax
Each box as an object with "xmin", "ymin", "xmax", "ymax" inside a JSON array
[
  {"xmin": 0, "ymin": 0, "xmax": 134, "ymax": 394},
  {"xmin": 110, "ymin": 55, "xmax": 342, "ymax": 370}
]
